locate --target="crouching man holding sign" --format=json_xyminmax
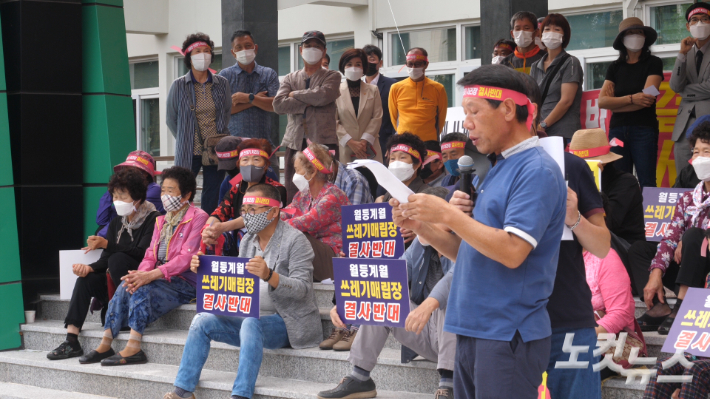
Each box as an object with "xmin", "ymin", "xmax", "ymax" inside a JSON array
[{"xmin": 164, "ymin": 184, "xmax": 322, "ymax": 399}]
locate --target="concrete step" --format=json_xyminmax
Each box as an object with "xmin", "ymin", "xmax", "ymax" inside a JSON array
[
  {"xmin": 21, "ymin": 321, "xmax": 435, "ymax": 394},
  {"xmin": 0, "ymin": 350, "xmax": 431, "ymax": 399},
  {"xmin": 0, "ymin": 382, "xmax": 117, "ymax": 399},
  {"xmin": 602, "ymin": 377, "xmax": 646, "ymax": 399},
  {"xmin": 634, "ymin": 297, "xmax": 677, "ymax": 319}
]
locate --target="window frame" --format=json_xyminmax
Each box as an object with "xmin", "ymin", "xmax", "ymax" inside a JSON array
[
  {"xmin": 461, "ymin": 22, "xmax": 484, "ymax": 63},
  {"xmin": 383, "ymin": 23, "xmax": 460, "ymax": 68},
  {"xmin": 131, "ymin": 90, "xmax": 160, "ymax": 156}
]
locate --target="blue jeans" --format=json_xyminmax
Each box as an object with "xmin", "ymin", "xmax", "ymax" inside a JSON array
[
  {"xmin": 191, "ymin": 155, "xmax": 226, "ymax": 216},
  {"xmin": 546, "ymin": 327, "xmax": 601, "ymax": 399},
  {"xmin": 608, "ymin": 126, "xmax": 659, "ymax": 188},
  {"xmin": 104, "ymin": 278, "xmax": 195, "ymax": 337},
  {"xmin": 174, "ymin": 312, "xmax": 290, "ymax": 398}
]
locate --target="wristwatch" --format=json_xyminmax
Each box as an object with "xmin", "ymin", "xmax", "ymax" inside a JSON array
[
  {"xmin": 540, "ymin": 121, "xmax": 548, "ymax": 129},
  {"xmin": 249, "ymin": 93, "xmax": 255, "ymax": 104}
]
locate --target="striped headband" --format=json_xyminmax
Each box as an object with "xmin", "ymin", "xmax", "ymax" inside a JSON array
[
  {"xmin": 303, "ymin": 148, "xmax": 332, "ymax": 174},
  {"xmin": 242, "ymin": 196, "xmax": 281, "ymax": 208},
  {"xmin": 390, "ymin": 144, "xmax": 422, "ymax": 163},
  {"xmin": 440, "ymin": 141, "xmax": 466, "ymax": 151},
  {"xmin": 185, "ymin": 41, "xmax": 210, "ymax": 54},
  {"xmin": 239, "ymin": 148, "xmax": 270, "ymax": 159},
  {"xmin": 463, "ymin": 85, "xmax": 535, "ymax": 130}
]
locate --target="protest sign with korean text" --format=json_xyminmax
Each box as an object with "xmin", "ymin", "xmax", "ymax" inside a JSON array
[
  {"xmin": 197, "ymin": 255, "xmax": 259, "ymax": 318},
  {"xmin": 642, "ymin": 187, "xmax": 688, "ymax": 242},
  {"xmin": 333, "ymin": 258, "xmax": 410, "ymax": 329},
  {"xmin": 341, "ymin": 204, "xmax": 405, "ymax": 259},
  {"xmin": 662, "ymin": 288, "xmax": 710, "ymax": 358}
]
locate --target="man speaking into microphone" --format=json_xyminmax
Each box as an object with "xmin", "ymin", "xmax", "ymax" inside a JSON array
[{"xmin": 391, "ymin": 65, "xmax": 567, "ymax": 398}]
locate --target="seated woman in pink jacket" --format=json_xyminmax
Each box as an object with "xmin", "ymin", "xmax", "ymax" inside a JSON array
[{"xmin": 79, "ymin": 166, "xmax": 209, "ymax": 366}]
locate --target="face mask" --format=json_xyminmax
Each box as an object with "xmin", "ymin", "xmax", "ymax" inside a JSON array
[
  {"xmin": 407, "ymin": 67, "xmax": 424, "ymax": 80},
  {"xmin": 389, "ymin": 161, "xmax": 415, "ymax": 182},
  {"xmin": 302, "ymin": 47, "xmax": 323, "ymax": 65},
  {"xmin": 243, "ymin": 209, "xmax": 275, "ymax": 234},
  {"xmin": 366, "ymin": 62, "xmax": 379, "ymax": 77},
  {"xmin": 161, "ymin": 194, "xmax": 186, "ymax": 212},
  {"xmin": 444, "ymin": 159, "xmax": 460, "ymax": 177},
  {"xmin": 114, "ymin": 200, "xmax": 136, "ymax": 217},
  {"xmin": 693, "ymin": 156, "xmax": 710, "ymax": 181},
  {"xmin": 691, "ymin": 22, "xmax": 710, "ymax": 40},
  {"xmin": 344, "ymin": 67, "xmax": 364, "ymax": 81},
  {"xmin": 191, "ymin": 53, "xmax": 212, "ymax": 72},
  {"xmin": 419, "ymin": 164, "xmax": 434, "ymax": 180},
  {"xmin": 491, "ymin": 55, "xmax": 504, "ymax": 64},
  {"xmin": 623, "ymin": 34, "xmax": 645, "ymax": 52},
  {"xmin": 292, "ymin": 172, "xmax": 312, "ymax": 192},
  {"xmin": 241, "ymin": 164, "xmax": 265, "ymax": 183},
  {"xmin": 235, "ymin": 49, "xmax": 256, "ymax": 65},
  {"xmin": 535, "ymin": 36, "xmax": 546, "ymax": 50},
  {"xmin": 514, "ymin": 30, "xmax": 533, "ymax": 48},
  {"xmin": 541, "ymin": 32, "xmax": 564, "ymax": 50}
]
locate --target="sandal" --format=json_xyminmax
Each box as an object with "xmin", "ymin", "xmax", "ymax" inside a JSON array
[
  {"xmin": 657, "ymin": 315, "xmax": 676, "ymax": 335},
  {"xmin": 100, "ymin": 350, "xmax": 148, "ymax": 366},
  {"xmin": 637, "ymin": 312, "xmax": 670, "ymax": 332}
]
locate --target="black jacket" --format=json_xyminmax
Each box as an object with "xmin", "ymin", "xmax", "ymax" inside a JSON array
[
  {"xmin": 602, "ymin": 164, "xmax": 645, "ymax": 244},
  {"xmin": 376, "ymin": 74, "xmax": 397, "ymax": 149},
  {"xmin": 90, "ymin": 211, "xmax": 160, "ymax": 273},
  {"xmin": 674, "ymin": 163, "xmax": 700, "ymax": 189}
]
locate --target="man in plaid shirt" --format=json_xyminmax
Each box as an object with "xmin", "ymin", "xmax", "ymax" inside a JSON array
[{"xmin": 333, "ymin": 160, "xmax": 373, "ymax": 205}]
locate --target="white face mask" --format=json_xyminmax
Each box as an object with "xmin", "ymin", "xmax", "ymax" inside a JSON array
[
  {"xmin": 389, "ymin": 161, "xmax": 415, "ymax": 182},
  {"xmin": 302, "ymin": 47, "xmax": 324, "ymax": 65},
  {"xmin": 623, "ymin": 34, "xmax": 645, "ymax": 52},
  {"xmin": 114, "ymin": 200, "xmax": 136, "ymax": 217},
  {"xmin": 691, "ymin": 22, "xmax": 710, "ymax": 40},
  {"xmin": 292, "ymin": 172, "xmax": 312, "ymax": 192},
  {"xmin": 235, "ymin": 49, "xmax": 256, "ymax": 65},
  {"xmin": 541, "ymin": 32, "xmax": 564, "ymax": 50},
  {"xmin": 514, "ymin": 30, "xmax": 533, "ymax": 48},
  {"xmin": 491, "ymin": 55, "xmax": 504, "ymax": 64},
  {"xmin": 694, "ymin": 156, "xmax": 710, "ymax": 181},
  {"xmin": 407, "ymin": 67, "xmax": 424, "ymax": 80},
  {"xmin": 191, "ymin": 53, "xmax": 212, "ymax": 72},
  {"xmin": 535, "ymin": 36, "xmax": 546, "ymax": 50},
  {"xmin": 344, "ymin": 67, "xmax": 364, "ymax": 81}
]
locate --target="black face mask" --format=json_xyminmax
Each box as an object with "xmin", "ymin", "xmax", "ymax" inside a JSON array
[
  {"xmin": 226, "ymin": 168, "xmax": 239, "ymax": 178},
  {"xmin": 419, "ymin": 163, "xmax": 434, "ymax": 180},
  {"xmin": 366, "ymin": 62, "xmax": 379, "ymax": 77}
]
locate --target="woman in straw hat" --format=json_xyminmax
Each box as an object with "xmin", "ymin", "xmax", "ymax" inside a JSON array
[{"xmin": 599, "ymin": 17, "xmax": 664, "ymax": 188}]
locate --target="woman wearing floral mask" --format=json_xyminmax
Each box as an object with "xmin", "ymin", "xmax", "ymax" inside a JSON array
[
  {"xmin": 47, "ymin": 168, "xmax": 160, "ymax": 362},
  {"xmin": 530, "ymin": 13, "xmax": 583, "ymax": 143},
  {"xmin": 79, "ymin": 167, "xmax": 209, "ymax": 366},
  {"xmin": 202, "ymin": 139, "xmax": 287, "ymax": 248},
  {"xmin": 281, "ymin": 143, "xmax": 350, "ymax": 281},
  {"xmin": 599, "ymin": 18, "xmax": 663, "ymax": 189},
  {"xmin": 167, "ymin": 33, "xmax": 232, "ymax": 216}
]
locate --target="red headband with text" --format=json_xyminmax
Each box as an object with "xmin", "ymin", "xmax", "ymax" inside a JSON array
[
  {"xmin": 390, "ymin": 144, "xmax": 422, "ymax": 163},
  {"xmin": 440, "ymin": 141, "xmax": 466, "ymax": 151},
  {"xmin": 689, "ymin": 7, "xmax": 710, "ymax": 19},
  {"xmin": 185, "ymin": 41, "xmax": 210, "ymax": 54},
  {"xmin": 424, "ymin": 150, "xmax": 442, "ymax": 166},
  {"xmin": 406, "ymin": 54, "xmax": 428, "ymax": 62},
  {"xmin": 463, "ymin": 85, "xmax": 535, "ymax": 130},
  {"xmin": 239, "ymin": 148, "xmax": 270, "ymax": 159},
  {"xmin": 496, "ymin": 43, "xmax": 514, "ymax": 51},
  {"xmin": 569, "ymin": 138, "xmax": 624, "ymax": 158},
  {"xmin": 242, "ymin": 196, "xmax": 281, "ymax": 208},
  {"xmin": 303, "ymin": 148, "xmax": 332, "ymax": 174},
  {"xmin": 216, "ymin": 149, "xmax": 239, "ymax": 159}
]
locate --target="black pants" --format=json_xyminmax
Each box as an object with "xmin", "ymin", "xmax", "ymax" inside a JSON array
[
  {"xmin": 191, "ymin": 155, "xmax": 226, "ymax": 216},
  {"xmin": 627, "ymin": 228, "xmax": 710, "ymax": 298},
  {"xmin": 64, "ymin": 252, "xmax": 140, "ymax": 329},
  {"xmin": 284, "ymin": 139, "xmax": 339, "ymax": 205}
]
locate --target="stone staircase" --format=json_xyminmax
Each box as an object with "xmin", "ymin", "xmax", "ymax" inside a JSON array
[{"xmin": 0, "ymin": 285, "xmax": 663, "ymax": 398}]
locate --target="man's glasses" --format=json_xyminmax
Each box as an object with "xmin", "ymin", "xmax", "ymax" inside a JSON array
[{"xmin": 240, "ymin": 205, "xmax": 271, "ymax": 215}]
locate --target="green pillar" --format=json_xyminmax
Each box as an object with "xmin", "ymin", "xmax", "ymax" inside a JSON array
[
  {"xmin": 0, "ymin": 15, "xmax": 25, "ymax": 350},
  {"xmin": 82, "ymin": 0, "xmax": 135, "ymax": 238}
]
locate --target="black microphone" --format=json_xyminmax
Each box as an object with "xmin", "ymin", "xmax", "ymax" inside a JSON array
[{"xmin": 457, "ymin": 155, "xmax": 476, "ymax": 200}]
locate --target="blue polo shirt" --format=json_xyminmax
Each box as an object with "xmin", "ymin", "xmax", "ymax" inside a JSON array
[{"xmin": 444, "ymin": 139, "xmax": 566, "ymax": 343}]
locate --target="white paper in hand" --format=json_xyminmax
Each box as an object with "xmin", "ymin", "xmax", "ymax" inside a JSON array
[
  {"xmin": 347, "ymin": 159, "xmax": 415, "ymax": 203},
  {"xmin": 642, "ymin": 86, "xmax": 661, "ymax": 97},
  {"xmin": 59, "ymin": 249, "xmax": 103, "ymax": 300}
]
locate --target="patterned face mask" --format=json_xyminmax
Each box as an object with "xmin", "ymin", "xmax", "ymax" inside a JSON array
[
  {"xmin": 243, "ymin": 208, "xmax": 275, "ymax": 234},
  {"xmin": 161, "ymin": 194, "xmax": 186, "ymax": 212}
]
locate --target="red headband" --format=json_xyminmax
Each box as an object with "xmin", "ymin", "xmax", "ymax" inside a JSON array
[
  {"xmin": 406, "ymin": 54, "xmax": 428, "ymax": 62},
  {"xmin": 390, "ymin": 144, "xmax": 422, "ymax": 163},
  {"xmin": 496, "ymin": 44, "xmax": 514, "ymax": 51},
  {"xmin": 303, "ymin": 148, "xmax": 332, "ymax": 174},
  {"xmin": 441, "ymin": 141, "xmax": 466, "ymax": 151},
  {"xmin": 689, "ymin": 7, "xmax": 710, "ymax": 19},
  {"xmin": 185, "ymin": 41, "xmax": 210, "ymax": 54},
  {"xmin": 424, "ymin": 150, "xmax": 442, "ymax": 166},
  {"xmin": 242, "ymin": 196, "xmax": 280, "ymax": 208},
  {"xmin": 239, "ymin": 148, "xmax": 270, "ymax": 159},
  {"xmin": 216, "ymin": 149, "xmax": 239, "ymax": 159},
  {"xmin": 463, "ymin": 85, "xmax": 535, "ymax": 130},
  {"xmin": 569, "ymin": 138, "xmax": 623, "ymax": 158}
]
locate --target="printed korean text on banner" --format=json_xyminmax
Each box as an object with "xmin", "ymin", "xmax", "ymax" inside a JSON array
[
  {"xmin": 333, "ymin": 258, "xmax": 410, "ymax": 329},
  {"xmin": 341, "ymin": 204, "xmax": 405, "ymax": 259},
  {"xmin": 642, "ymin": 187, "xmax": 689, "ymax": 242},
  {"xmin": 197, "ymin": 255, "xmax": 260, "ymax": 318},
  {"xmin": 661, "ymin": 287, "xmax": 710, "ymax": 358}
]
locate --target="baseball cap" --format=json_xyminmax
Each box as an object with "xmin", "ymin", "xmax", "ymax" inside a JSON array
[
  {"xmin": 215, "ymin": 136, "xmax": 243, "ymax": 171},
  {"xmin": 301, "ymin": 31, "xmax": 326, "ymax": 46},
  {"xmin": 114, "ymin": 150, "xmax": 160, "ymax": 177}
]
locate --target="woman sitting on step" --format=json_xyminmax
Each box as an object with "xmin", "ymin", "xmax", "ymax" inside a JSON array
[
  {"xmin": 79, "ymin": 166, "xmax": 209, "ymax": 366},
  {"xmin": 47, "ymin": 168, "xmax": 160, "ymax": 361}
]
